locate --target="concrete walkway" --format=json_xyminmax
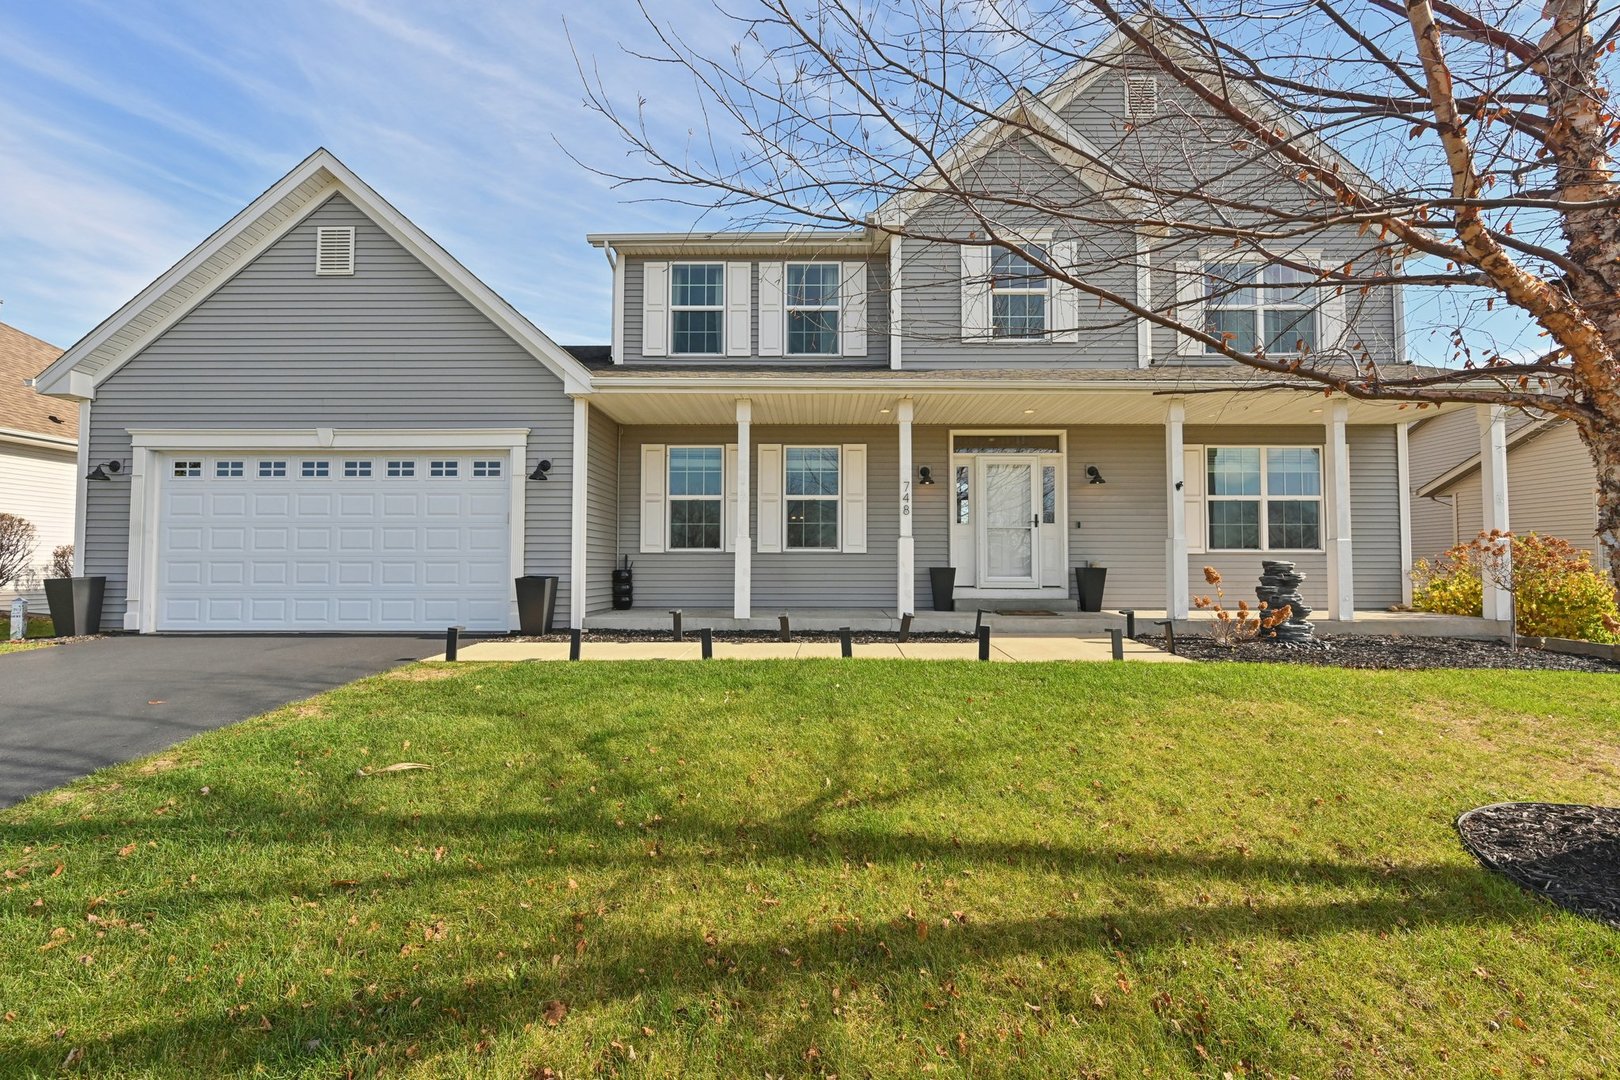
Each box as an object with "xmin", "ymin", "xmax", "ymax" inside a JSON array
[{"xmin": 428, "ymin": 636, "xmax": 1189, "ymax": 663}]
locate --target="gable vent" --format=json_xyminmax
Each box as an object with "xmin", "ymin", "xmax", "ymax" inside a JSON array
[
  {"xmin": 1125, "ymin": 75, "xmax": 1159, "ymax": 120},
  {"xmin": 315, "ymin": 226, "xmax": 355, "ymax": 275}
]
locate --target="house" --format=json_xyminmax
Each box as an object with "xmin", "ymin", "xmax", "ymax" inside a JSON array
[
  {"xmin": 1, "ymin": 322, "xmax": 76, "ymax": 602},
  {"xmin": 1409, "ymin": 408, "xmax": 1602, "ymax": 566},
  {"xmin": 31, "ymin": 32, "xmax": 1496, "ymax": 635}
]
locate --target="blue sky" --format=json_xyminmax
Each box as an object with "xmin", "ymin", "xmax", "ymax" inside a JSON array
[{"xmin": 0, "ymin": 0, "xmax": 1538, "ymax": 363}]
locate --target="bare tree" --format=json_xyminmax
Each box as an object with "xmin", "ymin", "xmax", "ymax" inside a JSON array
[
  {"xmin": 0, "ymin": 514, "xmax": 40, "ymax": 592},
  {"xmin": 576, "ymin": 1, "xmax": 1620, "ymax": 585}
]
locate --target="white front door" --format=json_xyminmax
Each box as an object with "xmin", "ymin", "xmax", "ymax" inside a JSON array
[{"xmin": 977, "ymin": 457, "xmax": 1040, "ymax": 587}]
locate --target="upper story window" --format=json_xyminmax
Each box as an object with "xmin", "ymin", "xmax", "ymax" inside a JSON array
[
  {"xmin": 670, "ymin": 264, "xmax": 725, "ymax": 354},
  {"xmin": 1205, "ymin": 446, "xmax": 1322, "ymax": 551},
  {"xmin": 1205, "ymin": 263, "xmax": 1317, "ymax": 354},
  {"xmin": 667, "ymin": 446, "xmax": 724, "ymax": 549},
  {"xmin": 786, "ymin": 263, "xmax": 840, "ymax": 355},
  {"xmin": 992, "ymin": 246, "xmax": 1049, "ymax": 338}
]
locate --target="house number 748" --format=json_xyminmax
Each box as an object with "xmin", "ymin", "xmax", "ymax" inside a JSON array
[{"xmin": 901, "ymin": 479, "xmax": 911, "ymax": 517}]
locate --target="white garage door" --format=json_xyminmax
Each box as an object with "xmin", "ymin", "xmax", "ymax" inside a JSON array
[{"xmin": 155, "ymin": 453, "xmax": 512, "ymax": 631}]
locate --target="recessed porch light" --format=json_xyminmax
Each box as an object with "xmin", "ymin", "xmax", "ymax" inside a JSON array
[
  {"xmin": 1022, "ymin": 409, "xmax": 1035, "ymax": 415},
  {"xmin": 880, "ymin": 407, "xmax": 891, "ymax": 414}
]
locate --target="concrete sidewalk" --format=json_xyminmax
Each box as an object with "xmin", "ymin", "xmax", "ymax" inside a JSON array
[{"xmin": 427, "ymin": 636, "xmax": 1189, "ymax": 663}]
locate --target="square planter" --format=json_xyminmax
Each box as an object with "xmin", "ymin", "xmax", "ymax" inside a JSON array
[
  {"xmin": 1074, "ymin": 566, "xmax": 1108, "ymax": 612},
  {"xmin": 43, "ymin": 576, "xmax": 106, "ymax": 637}
]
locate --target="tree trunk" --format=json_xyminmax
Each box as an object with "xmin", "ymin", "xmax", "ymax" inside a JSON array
[{"xmin": 1578, "ymin": 420, "xmax": 1620, "ymax": 595}]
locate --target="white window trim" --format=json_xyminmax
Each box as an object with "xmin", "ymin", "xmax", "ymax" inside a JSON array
[
  {"xmin": 669, "ymin": 262, "xmax": 726, "ymax": 357},
  {"xmin": 666, "ymin": 444, "xmax": 727, "ymax": 551},
  {"xmin": 784, "ymin": 262, "xmax": 841, "ymax": 357},
  {"xmin": 121, "ymin": 427, "xmax": 529, "ymax": 634},
  {"xmin": 782, "ymin": 444, "xmax": 843, "ymax": 552},
  {"xmin": 1197, "ymin": 250, "xmax": 1324, "ymax": 358},
  {"xmin": 1201, "ymin": 443, "xmax": 1326, "ymax": 553}
]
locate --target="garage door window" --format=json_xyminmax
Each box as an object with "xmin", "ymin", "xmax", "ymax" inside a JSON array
[
  {"xmin": 344, "ymin": 460, "xmax": 373, "ymax": 478},
  {"xmin": 259, "ymin": 460, "xmax": 287, "ymax": 478},
  {"xmin": 473, "ymin": 459, "xmax": 502, "ymax": 478},
  {"xmin": 430, "ymin": 460, "xmax": 459, "ymax": 478},
  {"xmin": 301, "ymin": 460, "xmax": 329, "ymax": 478},
  {"xmin": 215, "ymin": 460, "xmax": 244, "ymax": 478},
  {"xmin": 387, "ymin": 460, "xmax": 416, "ymax": 478},
  {"xmin": 173, "ymin": 460, "xmax": 201, "ymax": 478}
]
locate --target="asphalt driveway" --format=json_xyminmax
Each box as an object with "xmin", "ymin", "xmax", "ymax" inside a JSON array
[{"xmin": 0, "ymin": 635, "xmax": 440, "ymax": 808}]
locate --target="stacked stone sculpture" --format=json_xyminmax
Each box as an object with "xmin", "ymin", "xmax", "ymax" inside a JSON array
[{"xmin": 1255, "ymin": 560, "xmax": 1315, "ymax": 645}]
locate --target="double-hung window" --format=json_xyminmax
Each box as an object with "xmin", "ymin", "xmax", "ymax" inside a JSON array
[
  {"xmin": 1204, "ymin": 263, "xmax": 1317, "ymax": 354},
  {"xmin": 785, "ymin": 447, "xmax": 840, "ymax": 549},
  {"xmin": 991, "ymin": 245, "xmax": 1049, "ymax": 338},
  {"xmin": 1206, "ymin": 447, "xmax": 1322, "ymax": 550},
  {"xmin": 667, "ymin": 446, "xmax": 724, "ymax": 549},
  {"xmin": 786, "ymin": 263, "xmax": 840, "ymax": 355},
  {"xmin": 670, "ymin": 264, "xmax": 725, "ymax": 355}
]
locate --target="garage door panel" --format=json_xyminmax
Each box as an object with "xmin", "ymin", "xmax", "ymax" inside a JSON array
[{"xmin": 155, "ymin": 448, "xmax": 514, "ymax": 632}]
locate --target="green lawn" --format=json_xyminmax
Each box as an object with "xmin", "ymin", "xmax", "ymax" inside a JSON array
[
  {"xmin": 2, "ymin": 661, "xmax": 1618, "ymax": 1078},
  {"xmin": 0, "ymin": 613, "xmax": 55, "ymax": 654}
]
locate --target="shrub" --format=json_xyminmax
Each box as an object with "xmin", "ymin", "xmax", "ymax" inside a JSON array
[
  {"xmin": 1412, "ymin": 532, "xmax": 1620, "ymax": 643},
  {"xmin": 0, "ymin": 514, "xmax": 40, "ymax": 590},
  {"xmin": 47, "ymin": 545, "xmax": 74, "ymax": 579},
  {"xmin": 1193, "ymin": 566, "xmax": 1290, "ymax": 646}
]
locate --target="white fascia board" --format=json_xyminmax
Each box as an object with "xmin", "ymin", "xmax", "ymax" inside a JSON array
[
  {"xmin": 126, "ymin": 427, "xmax": 531, "ymax": 451},
  {"xmin": 586, "ymin": 231, "xmax": 877, "ymax": 255},
  {"xmin": 37, "ymin": 149, "xmax": 595, "ymax": 399},
  {"xmin": 0, "ymin": 427, "xmax": 77, "ymax": 452}
]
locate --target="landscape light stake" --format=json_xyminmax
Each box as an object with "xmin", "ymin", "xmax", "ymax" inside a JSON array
[
  {"xmin": 1155, "ymin": 620, "xmax": 1177, "ymax": 656},
  {"xmin": 779, "ymin": 613, "xmax": 790, "ymax": 642},
  {"xmin": 669, "ymin": 609, "xmax": 683, "ymax": 642},
  {"xmin": 700, "ymin": 627, "xmax": 713, "ymax": 659},
  {"xmin": 1109, "ymin": 628, "xmax": 1124, "ymax": 661},
  {"xmin": 898, "ymin": 612, "xmax": 913, "ymax": 643},
  {"xmin": 445, "ymin": 626, "xmax": 459, "ymax": 663},
  {"xmin": 839, "ymin": 627, "xmax": 853, "ymax": 657},
  {"xmin": 978, "ymin": 624, "xmax": 991, "ymax": 661},
  {"xmin": 1117, "ymin": 608, "xmax": 1136, "ymax": 638},
  {"xmin": 569, "ymin": 628, "xmax": 581, "ymax": 661}
]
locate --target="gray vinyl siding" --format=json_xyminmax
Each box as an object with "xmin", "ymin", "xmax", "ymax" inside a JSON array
[
  {"xmin": 84, "ymin": 194, "xmax": 576, "ymax": 630},
  {"xmin": 616, "ymin": 425, "xmax": 897, "ymax": 609},
  {"xmin": 1444, "ymin": 423, "xmax": 1601, "ymax": 563},
  {"xmin": 621, "ymin": 257, "xmax": 889, "ymax": 366},
  {"xmin": 585, "ymin": 406, "xmax": 620, "ymax": 613},
  {"xmin": 1348, "ymin": 426, "xmax": 1404, "ymax": 607},
  {"xmin": 1065, "ymin": 426, "xmax": 1169, "ymax": 606}
]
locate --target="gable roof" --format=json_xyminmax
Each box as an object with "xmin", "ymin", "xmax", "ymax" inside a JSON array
[
  {"xmin": 1416, "ymin": 416, "xmax": 1560, "ymax": 497},
  {"xmin": 870, "ymin": 16, "xmax": 1386, "ymax": 228},
  {"xmin": 0, "ymin": 322, "xmax": 75, "ymax": 450},
  {"xmin": 32, "ymin": 149, "xmax": 593, "ymax": 399}
]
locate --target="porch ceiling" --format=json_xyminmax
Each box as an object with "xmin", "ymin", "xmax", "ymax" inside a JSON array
[{"xmin": 586, "ymin": 385, "xmax": 1451, "ymax": 428}]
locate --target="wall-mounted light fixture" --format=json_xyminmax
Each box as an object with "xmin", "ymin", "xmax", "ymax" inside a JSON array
[
  {"xmin": 86, "ymin": 460, "xmax": 123, "ymax": 481},
  {"xmin": 529, "ymin": 459, "xmax": 553, "ymax": 481},
  {"xmin": 918, "ymin": 466, "xmax": 936, "ymax": 485},
  {"xmin": 1086, "ymin": 465, "xmax": 1107, "ymax": 485}
]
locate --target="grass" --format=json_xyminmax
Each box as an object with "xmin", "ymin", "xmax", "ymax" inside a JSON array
[
  {"xmin": 2, "ymin": 660, "xmax": 1618, "ymax": 1078},
  {"xmin": 0, "ymin": 613, "xmax": 55, "ymax": 654}
]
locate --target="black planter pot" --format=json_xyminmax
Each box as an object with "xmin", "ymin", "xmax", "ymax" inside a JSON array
[
  {"xmin": 1074, "ymin": 566, "xmax": 1108, "ymax": 612},
  {"xmin": 43, "ymin": 576, "xmax": 105, "ymax": 637},
  {"xmin": 514, "ymin": 575, "xmax": 559, "ymax": 635},
  {"xmin": 929, "ymin": 566, "xmax": 957, "ymax": 612}
]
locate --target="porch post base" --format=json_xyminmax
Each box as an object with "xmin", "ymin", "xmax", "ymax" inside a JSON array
[
  {"xmin": 1326, "ymin": 537, "xmax": 1354, "ymax": 621},
  {"xmin": 1166, "ymin": 538, "xmax": 1189, "ymax": 619},
  {"xmin": 897, "ymin": 535, "xmax": 915, "ymax": 615}
]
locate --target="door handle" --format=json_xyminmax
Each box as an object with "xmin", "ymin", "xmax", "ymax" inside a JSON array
[{"xmin": 1031, "ymin": 516, "xmax": 1041, "ymax": 528}]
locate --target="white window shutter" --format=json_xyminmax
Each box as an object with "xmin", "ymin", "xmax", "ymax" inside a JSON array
[
  {"xmin": 841, "ymin": 261, "xmax": 868, "ymax": 357},
  {"xmin": 1183, "ymin": 445, "xmax": 1206, "ymax": 554},
  {"xmin": 642, "ymin": 262, "xmax": 669, "ymax": 357},
  {"xmin": 1173, "ymin": 260, "xmax": 1204, "ymax": 357},
  {"xmin": 842, "ymin": 444, "xmax": 867, "ymax": 553},
  {"xmin": 1049, "ymin": 240, "xmax": 1079, "ymax": 343},
  {"xmin": 724, "ymin": 443, "xmax": 739, "ymax": 552},
  {"xmin": 960, "ymin": 246, "xmax": 991, "ymax": 342},
  {"xmin": 640, "ymin": 444, "xmax": 667, "ymax": 553},
  {"xmin": 1318, "ymin": 280, "xmax": 1348, "ymax": 355},
  {"xmin": 757, "ymin": 444, "xmax": 783, "ymax": 553},
  {"xmin": 758, "ymin": 262, "xmax": 785, "ymax": 356},
  {"xmin": 725, "ymin": 262, "xmax": 751, "ymax": 357}
]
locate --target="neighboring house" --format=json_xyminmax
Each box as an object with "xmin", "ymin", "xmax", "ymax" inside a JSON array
[
  {"xmin": 34, "ymin": 31, "xmax": 1442, "ymax": 634},
  {"xmin": 0, "ymin": 322, "xmax": 76, "ymax": 602},
  {"xmin": 1409, "ymin": 408, "xmax": 1602, "ymax": 566}
]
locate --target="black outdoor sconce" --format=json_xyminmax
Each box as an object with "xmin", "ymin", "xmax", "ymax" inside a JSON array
[
  {"xmin": 1086, "ymin": 465, "xmax": 1107, "ymax": 485},
  {"xmin": 86, "ymin": 460, "xmax": 123, "ymax": 481},
  {"xmin": 528, "ymin": 459, "xmax": 552, "ymax": 481},
  {"xmin": 918, "ymin": 466, "xmax": 936, "ymax": 485}
]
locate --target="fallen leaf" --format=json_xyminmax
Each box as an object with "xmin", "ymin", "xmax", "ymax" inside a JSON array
[
  {"xmin": 542, "ymin": 1000, "xmax": 567, "ymax": 1026},
  {"xmin": 62, "ymin": 1047, "xmax": 84, "ymax": 1068},
  {"xmin": 358, "ymin": 762, "xmax": 433, "ymax": 776},
  {"xmin": 117, "ymin": 844, "xmax": 136, "ymax": 858}
]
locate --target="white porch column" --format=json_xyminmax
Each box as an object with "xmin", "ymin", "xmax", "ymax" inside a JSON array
[
  {"xmin": 896, "ymin": 398, "xmax": 915, "ymax": 615},
  {"xmin": 734, "ymin": 398, "xmax": 753, "ymax": 619},
  {"xmin": 1323, "ymin": 398, "xmax": 1354, "ymax": 621},
  {"xmin": 1396, "ymin": 421, "xmax": 1414, "ymax": 606},
  {"xmin": 1478, "ymin": 403, "xmax": 1512, "ymax": 621},
  {"xmin": 1165, "ymin": 397, "xmax": 1189, "ymax": 618},
  {"xmin": 569, "ymin": 397, "xmax": 589, "ymax": 630}
]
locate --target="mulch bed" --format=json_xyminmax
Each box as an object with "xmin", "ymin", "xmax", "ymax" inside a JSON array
[
  {"xmin": 511, "ymin": 629, "xmax": 974, "ymax": 644},
  {"xmin": 1457, "ymin": 803, "xmax": 1620, "ymax": 929},
  {"xmin": 1137, "ymin": 633, "xmax": 1620, "ymax": 672}
]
